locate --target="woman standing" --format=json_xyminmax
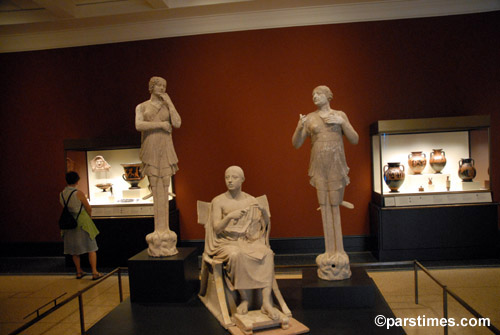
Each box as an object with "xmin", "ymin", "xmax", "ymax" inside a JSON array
[{"xmin": 60, "ymin": 171, "xmax": 102, "ymax": 280}]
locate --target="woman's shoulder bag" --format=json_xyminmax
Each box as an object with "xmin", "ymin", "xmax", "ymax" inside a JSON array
[{"xmin": 59, "ymin": 190, "xmax": 83, "ymax": 230}]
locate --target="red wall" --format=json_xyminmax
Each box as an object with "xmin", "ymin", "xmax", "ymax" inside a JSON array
[{"xmin": 1, "ymin": 12, "xmax": 499, "ymax": 242}]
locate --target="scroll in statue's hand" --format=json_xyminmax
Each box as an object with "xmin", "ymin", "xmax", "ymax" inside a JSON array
[
  {"xmin": 224, "ymin": 205, "xmax": 260, "ymax": 234},
  {"xmin": 227, "ymin": 208, "xmax": 247, "ymax": 222}
]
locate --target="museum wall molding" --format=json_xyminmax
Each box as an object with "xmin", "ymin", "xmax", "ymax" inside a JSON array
[{"xmin": 0, "ymin": 0, "xmax": 499, "ymax": 53}]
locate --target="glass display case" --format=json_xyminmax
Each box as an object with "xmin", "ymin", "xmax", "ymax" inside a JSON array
[
  {"xmin": 63, "ymin": 137, "xmax": 180, "ymax": 266},
  {"xmin": 64, "ymin": 137, "xmax": 173, "ymax": 218},
  {"xmin": 371, "ymin": 115, "xmax": 492, "ymax": 207},
  {"xmin": 369, "ymin": 115, "xmax": 498, "ymax": 261}
]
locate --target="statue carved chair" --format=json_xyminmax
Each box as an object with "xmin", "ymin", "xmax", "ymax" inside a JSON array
[{"xmin": 197, "ymin": 196, "xmax": 292, "ymax": 334}]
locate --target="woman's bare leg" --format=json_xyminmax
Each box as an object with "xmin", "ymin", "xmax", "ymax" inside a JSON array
[
  {"xmin": 88, "ymin": 251, "xmax": 98, "ymax": 275},
  {"xmin": 72, "ymin": 255, "xmax": 82, "ymax": 273}
]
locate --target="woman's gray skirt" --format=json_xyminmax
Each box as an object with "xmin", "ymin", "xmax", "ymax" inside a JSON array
[{"xmin": 63, "ymin": 227, "xmax": 98, "ymax": 255}]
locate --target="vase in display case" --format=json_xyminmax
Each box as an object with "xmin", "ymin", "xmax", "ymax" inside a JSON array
[
  {"xmin": 408, "ymin": 151, "xmax": 426, "ymax": 174},
  {"xmin": 429, "ymin": 148, "xmax": 446, "ymax": 173},
  {"xmin": 383, "ymin": 162, "xmax": 405, "ymax": 192},
  {"xmin": 458, "ymin": 158, "xmax": 476, "ymax": 182},
  {"xmin": 121, "ymin": 163, "xmax": 144, "ymax": 189},
  {"xmin": 96, "ymin": 183, "xmax": 112, "ymax": 192}
]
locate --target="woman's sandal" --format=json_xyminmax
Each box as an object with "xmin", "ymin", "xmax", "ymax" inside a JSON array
[
  {"xmin": 76, "ymin": 272, "xmax": 86, "ymax": 279},
  {"xmin": 92, "ymin": 273, "xmax": 103, "ymax": 281}
]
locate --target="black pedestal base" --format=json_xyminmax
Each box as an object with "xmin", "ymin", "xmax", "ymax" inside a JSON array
[
  {"xmin": 302, "ymin": 267, "xmax": 376, "ymax": 308},
  {"xmin": 128, "ymin": 247, "xmax": 199, "ymax": 303},
  {"xmin": 88, "ymin": 277, "xmax": 404, "ymax": 335}
]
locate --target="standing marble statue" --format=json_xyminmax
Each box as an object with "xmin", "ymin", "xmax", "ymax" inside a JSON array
[
  {"xmin": 292, "ymin": 85, "xmax": 359, "ymax": 280},
  {"xmin": 205, "ymin": 166, "xmax": 280, "ymax": 320},
  {"xmin": 136, "ymin": 76, "xmax": 181, "ymax": 257}
]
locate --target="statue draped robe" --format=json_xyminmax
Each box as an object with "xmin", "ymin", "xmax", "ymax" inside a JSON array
[{"xmin": 204, "ymin": 192, "xmax": 274, "ymax": 291}]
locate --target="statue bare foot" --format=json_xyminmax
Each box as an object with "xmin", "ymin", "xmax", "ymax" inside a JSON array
[
  {"xmin": 261, "ymin": 303, "xmax": 280, "ymax": 320},
  {"xmin": 236, "ymin": 300, "xmax": 249, "ymax": 315}
]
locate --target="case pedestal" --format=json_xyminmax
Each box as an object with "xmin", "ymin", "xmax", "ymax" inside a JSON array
[
  {"xmin": 461, "ymin": 181, "xmax": 481, "ymax": 191},
  {"xmin": 122, "ymin": 189, "xmax": 142, "ymax": 199},
  {"xmin": 302, "ymin": 267, "xmax": 375, "ymax": 308},
  {"xmin": 128, "ymin": 247, "xmax": 199, "ymax": 303},
  {"xmin": 370, "ymin": 202, "xmax": 498, "ymax": 261}
]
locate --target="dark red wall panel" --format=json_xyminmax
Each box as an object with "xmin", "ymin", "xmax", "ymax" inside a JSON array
[{"xmin": 0, "ymin": 12, "xmax": 498, "ymax": 242}]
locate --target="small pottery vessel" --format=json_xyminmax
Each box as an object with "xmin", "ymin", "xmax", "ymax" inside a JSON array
[
  {"xmin": 429, "ymin": 148, "xmax": 447, "ymax": 173},
  {"xmin": 458, "ymin": 158, "xmax": 476, "ymax": 182},
  {"xmin": 408, "ymin": 151, "xmax": 427, "ymax": 174},
  {"xmin": 383, "ymin": 162, "xmax": 405, "ymax": 192},
  {"xmin": 121, "ymin": 163, "xmax": 144, "ymax": 189},
  {"xmin": 96, "ymin": 183, "xmax": 112, "ymax": 192}
]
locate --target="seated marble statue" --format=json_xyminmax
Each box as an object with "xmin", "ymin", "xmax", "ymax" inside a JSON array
[{"xmin": 204, "ymin": 166, "xmax": 279, "ymax": 320}]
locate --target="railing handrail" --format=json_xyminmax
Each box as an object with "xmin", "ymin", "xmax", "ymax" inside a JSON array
[
  {"xmin": 8, "ymin": 262, "xmax": 499, "ymax": 335},
  {"xmin": 8, "ymin": 267, "xmax": 127, "ymax": 335},
  {"xmin": 414, "ymin": 260, "xmax": 500, "ymax": 335}
]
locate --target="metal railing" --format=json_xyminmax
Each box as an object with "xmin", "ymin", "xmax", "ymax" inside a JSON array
[
  {"xmin": 8, "ymin": 261, "xmax": 499, "ymax": 335},
  {"xmin": 8, "ymin": 267, "xmax": 127, "ymax": 335},
  {"xmin": 414, "ymin": 260, "xmax": 500, "ymax": 335}
]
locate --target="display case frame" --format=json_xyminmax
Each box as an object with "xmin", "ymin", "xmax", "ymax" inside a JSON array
[
  {"xmin": 370, "ymin": 115, "xmax": 492, "ymax": 207},
  {"xmin": 64, "ymin": 137, "xmax": 175, "ymax": 218}
]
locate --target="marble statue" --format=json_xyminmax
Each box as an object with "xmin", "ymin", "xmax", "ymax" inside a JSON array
[
  {"xmin": 206, "ymin": 166, "xmax": 279, "ymax": 319},
  {"xmin": 90, "ymin": 155, "xmax": 111, "ymax": 172},
  {"xmin": 136, "ymin": 76, "xmax": 181, "ymax": 257},
  {"xmin": 198, "ymin": 168, "xmax": 309, "ymax": 334},
  {"xmin": 292, "ymin": 85, "xmax": 359, "ymax": 280}
]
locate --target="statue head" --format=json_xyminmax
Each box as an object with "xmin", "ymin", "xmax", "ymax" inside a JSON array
[
  {"xmin": 225, "ymin": 166, "xmax": 245, "ymax": 191},
  {"xmin": 312, "ymin": 85, "xmax": 333, "ymax": 101},
  {"xmin": 148, "ymin": 76, "xmax": 167, "ymax": 94}
]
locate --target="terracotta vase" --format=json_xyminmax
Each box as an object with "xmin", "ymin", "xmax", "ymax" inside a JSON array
[
  {"xmin": 458, "ymin": 158, "xmax": 476, "ymax": 182},
  {"xmin": 383, "ymin": 162, "xmax": 405, "ymax": 192},
  {"xmin": 121, "ymin": 163, "xmax": 144, "ymax": 189},
  {"xmin": 408, "ymin": 151, "xmax": 427, "ymax": 174},
  {"xmin": 429, "ymin": 148, "xmax": 447, "ymax": 173}
]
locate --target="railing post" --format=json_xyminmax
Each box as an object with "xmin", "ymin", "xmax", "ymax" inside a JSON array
[
  {"xmin": 118, "ymin": 268, "xmax": 123, "ymax": 303},
  {"xmin": 414, "ymin": 261, "xmax": 419, "ymax": 305},
  {"xmin": 8, "ymin": 268, "xmax": 123, "ymax": 335},
  {"xmin": 443, "ymin": 286, "xmax": 448, "ymax": 335},
  {"xmin": 78, "ymin": 294, "xmax": 85, "ymax": 335}
]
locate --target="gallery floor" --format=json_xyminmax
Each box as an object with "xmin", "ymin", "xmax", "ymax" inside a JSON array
[{"xmin": 0, "ymin": 253, "xmax": 499, "ymax": 335}]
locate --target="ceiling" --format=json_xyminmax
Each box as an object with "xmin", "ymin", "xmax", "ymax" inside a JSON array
[{"xmin": 0, "ymin": 0, "xmax": 499, "ymax": 53}]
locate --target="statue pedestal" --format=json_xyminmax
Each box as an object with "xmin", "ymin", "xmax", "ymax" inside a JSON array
[
  {"xmin": 301, "ymin": 267, "xmax": 375, "ymax": 308},
  {"xmin": 128, "ymin": 247, "xmax": 199, "ymax": 303}
]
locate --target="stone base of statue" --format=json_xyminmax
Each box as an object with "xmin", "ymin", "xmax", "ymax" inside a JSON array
[
  {"xmin": 128, "ymin": 247, "xmax": 198, "ymax": 303},
  {"xmin": 302, "ymin": 267, "xmax": 376, "ymax": 308},
  {"xmin": 316, "ymin": 251, "xmax": 351, "ymax": 280},
  {"xmin": 146, "ymin": 229, "xmax": 178, "ymax": 257},
  {"xmin": 229, "ymin": 310, "xmax": 309, "ymax": 335}
]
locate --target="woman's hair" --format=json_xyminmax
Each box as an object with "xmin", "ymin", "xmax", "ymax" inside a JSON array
[
  {"xmin": 148, "ymin": 76, "xmax": 167, "ymax": 93},
  {"xmin": 65, "ymin": 171, "xmax": 80, "ymax": 185},
  {"xmin": 225, "ymin": 166, "xmax": 245, "ymax": 180},
  {"xmin": 313, "ymin": 85, "xmax": 333, "ymax": 100}
]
